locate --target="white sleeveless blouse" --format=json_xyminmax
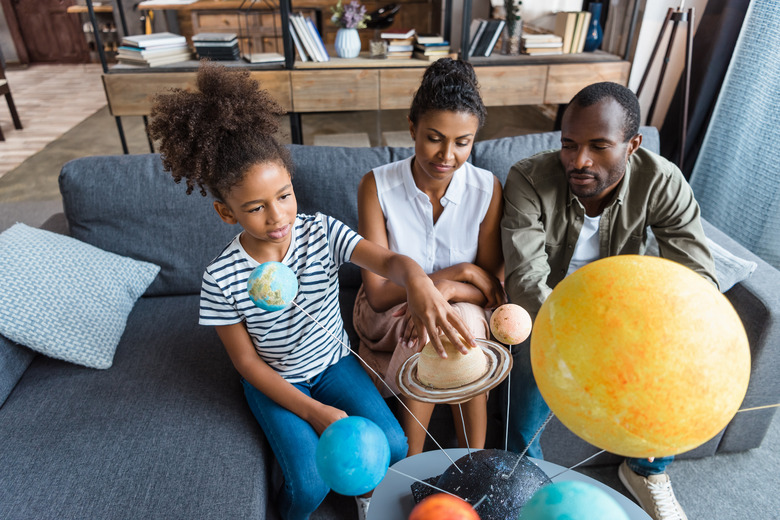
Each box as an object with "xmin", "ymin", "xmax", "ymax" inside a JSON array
[{"xmin": 373, "ymin": 156, "xmax": 494, "ymax": 274}]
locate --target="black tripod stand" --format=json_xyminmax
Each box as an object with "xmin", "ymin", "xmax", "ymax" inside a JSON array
[{"xmin": 636, "ymin": 3, "xmax": 694, "ymax": 167}]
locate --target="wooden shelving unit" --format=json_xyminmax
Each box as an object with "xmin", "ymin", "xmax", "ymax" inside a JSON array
[{"xmin": 86, "ymin": 0, "xmax": 631, "ymax": 152}]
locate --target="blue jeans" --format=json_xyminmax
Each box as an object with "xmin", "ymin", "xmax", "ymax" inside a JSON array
[
  {"xmin": 505, "ymin": 341, "xmax": 673, "ymax": 476},
  {"xmin": 242, "ymin": 354, "xmax": 408, "ymax": 520}
]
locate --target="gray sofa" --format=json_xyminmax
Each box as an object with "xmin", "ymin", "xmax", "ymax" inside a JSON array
[{"xmin": 1, "ymin": 129, "xmax": 778, "ymax": 519}]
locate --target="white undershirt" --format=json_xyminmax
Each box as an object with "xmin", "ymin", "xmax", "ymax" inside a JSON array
[{"xmin": 566, "ymin": 214, "xmax": 602, "ymax": 276}]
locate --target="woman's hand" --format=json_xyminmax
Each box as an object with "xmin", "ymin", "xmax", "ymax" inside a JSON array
[
  {"xmin": 404, "ymin": 275, "xmax": 475, "ymax": 357},
  {"xmin": 307, "ymin": 402, "xmax": 348, "ymax": 436},
  {"xmin": 459, "ymin": 263, "xmax": 506, "ymax": 308}
]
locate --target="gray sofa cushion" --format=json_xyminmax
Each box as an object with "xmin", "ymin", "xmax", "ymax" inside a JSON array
[
  {"xmin": 0, "ymin": 335, "xmax": 35, "ymax": 408},
  {"xmin": 288, "ymin": 144, "xmax": 413, "ymax": 290},
  {"xmin": 0, "ymin": 295, "xmax": 272, "ymax": 519},
  {"xmin": 471, "ymin": 126, "xmax": 661, "ymax": 184},
  {"xmin": 60, "ymin": 154, "xmax": 239, "ymax": 297}
]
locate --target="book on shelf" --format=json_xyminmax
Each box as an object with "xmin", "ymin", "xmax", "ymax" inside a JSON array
[
  {"xmin": 387, "ymin": 44, "xmax": 414, "ymax": 52},
  {"xmin": 553, "ymin": 10, "xmax": 591, "ymax": 53},
  {"xmin": 414, "ymin": 43, "xmax": 451, "ymax": 55},
  {"xmin": 117, "ymin": 50, "xmax": 192, "ymax": 67},
  {"xmin": 121, "ymin": 32, "xmax": 186, "ymax": 49},
  {"xmin": 192, "ymin": 33, "xmax": 240, "ymax": 61},
  {"xmin": 384, "ymin": 37, "xmax": 415, "ymax": 46},
  {"xmin": 467, "ymin": 19, "xmax": 504, "ymax": 57},
  {"xmin": 415, "ymin": 33, "xmax": 444, "ymax": 45},
  {"xmin": 521, "ymin": 33, "xmax": 563, "ymax": 45},
  {"xmin": 380, "ymin": 27, "xmax": 415, "ymax": 39},
  {"xmin": 191, "ymin": 33, "xmax": 237, "ymax": 43},
  {"xmin": 117, "ymin": 44, "xmax": 189, "ymax": 58},
  {"xmin": 467, "ymin": 19, "xmax": 488, "ymax": 57},
  {"xmin": 305, "ymin": 16, "xmax": 330, "ymax": 61},
  {"xmin": 522, "ymin": 47, "xmax": 563, "ymax": 56},
  {"xmin": 412, "ymin": 51, "xmax": 456, "ymax": 62},
  {"xmin": 474, "ymin": 19, "xmax": 504, "ymax": 57},
  {"xmin": 386, "ymin": 50, "xmax": 413, "ymax": 59},
  {"xmin": 288, "ymin": 21, "xmax": 308, "ymax": 62},
  {"xmin": 290, "ymin": 14, "xmax": 329, "ymax": 62},
  {"xmin": 570, "ymin": 11, "xmax": 591, "ymax": 53},
  {"xmin": 553, "ymin": 11, "xmax": 578, "ymax": 53},
  {"xmin": 243, "ymin": 52, "xmax": 285, "ymax": 64}
]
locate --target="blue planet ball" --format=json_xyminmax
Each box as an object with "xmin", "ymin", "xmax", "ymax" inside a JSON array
[
  {"xmin": 315, "ymin": 416, "xmax": 391, "ymax": 496},
  {"xmin": 518, "ymin": 481, "xmax": 630, "ymax": 520},
  {"xmin": 246, "ymin": 262, "xmax": 298, "ymax": 311}
]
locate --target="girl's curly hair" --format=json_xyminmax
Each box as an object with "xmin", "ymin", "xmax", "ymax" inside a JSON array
[
  {"xmin": 149, "ymin": 62, "xmax": 294, "ymax": 200},
  {"xmin": 408, "ymin": 57, "xmax": 487, "ymax": 129}
]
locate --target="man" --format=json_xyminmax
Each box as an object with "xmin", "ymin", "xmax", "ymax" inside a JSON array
[{"xmin": 501, "ymin": 82, "xmax": 717, "ymax": 520}]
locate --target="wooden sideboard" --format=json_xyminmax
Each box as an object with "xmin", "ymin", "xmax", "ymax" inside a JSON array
[{"xmin": 102, "ymin": 51, "xmax": 630, "ymax": 147}]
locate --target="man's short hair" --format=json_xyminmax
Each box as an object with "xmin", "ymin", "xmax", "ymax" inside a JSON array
[{"xmin": 568, "ymin": 82, "xmax": 641, "ymax": 142}]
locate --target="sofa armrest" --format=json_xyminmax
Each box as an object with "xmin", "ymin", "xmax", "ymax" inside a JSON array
[{"xmin": 702, "ymin": 219, "xmax": 780, "ymax": 452}]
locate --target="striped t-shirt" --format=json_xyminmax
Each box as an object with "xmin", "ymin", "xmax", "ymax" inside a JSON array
[{"xmin": 199, "ymin": 213, "xmax": 362, "ymax": 382}]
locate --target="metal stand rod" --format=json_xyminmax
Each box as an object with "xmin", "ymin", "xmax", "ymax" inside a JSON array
[
  {"xmin": 143, "ymin": 115, "xmax": 154, "ymax": 153},
  {"xmin": 460, "ymin": 0, "xmax": 473, "ymax": 59},
  {"xmin": 115, "ymin": 116, "xmax": 129, "ymax": 155},
  {"xmin": 289, "ymin": 112, "xmax": 303, "ymax": 144}
]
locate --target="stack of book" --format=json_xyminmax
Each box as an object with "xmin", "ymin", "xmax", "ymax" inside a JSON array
[
  {"xmin": 466, "ymin": 19, "xmax": 505, "ymax": 58},
  {"xmin": 288, "ymin": 13, "xmax": 329, "ymax": 62},
  {"xmin": 192, "ymin": 33, "xmax": 240, "ymax": 61},
  {"xmin": 381, "ymin": 28, "xmax": 416, "ymax": 59},
  {"xmin": 521, "ymin": 33, "xmax": 564, "ymax": 55},
  {"xmin": 413, "ymin": 34, "xmax": 452, "ymax": 62},
  {"xmin": 553, "ymin": 11, "xmax": 593, "ymax": 54},
  {"xmin": 117, "ymin": 32, "xmax": 191, "ymax": 67}
]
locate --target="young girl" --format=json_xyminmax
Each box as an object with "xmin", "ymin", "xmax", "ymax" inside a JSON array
[
  {"xmin": 353, "ymin": 58, "xmax": 505, "ymax": 455},
  {"xmin": 149, "ymin": 63, "xmax": 474, "ymax": 520}
]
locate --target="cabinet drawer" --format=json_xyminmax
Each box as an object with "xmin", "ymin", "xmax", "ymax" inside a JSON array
[
  {"xmin": 545, "ymin": 62, "xmax": 630, "ymax": 104},
  {"xmin": 476, "ymin": 65, "xmax": 547, "ymax": 106},
  {"xmin": 103, "ymin": 71, "xmax": 291, "ymax": 116},
  {"xmin": 193, "ymin": 12, "xmax": 241, "ymax": 30},
  {"xmin": 291, "ymin": 70, "xmax": 379, "ymax": 112},
  {"xmin": 379, "ymin": 69, "xmax": 426, "ymax": 110}
]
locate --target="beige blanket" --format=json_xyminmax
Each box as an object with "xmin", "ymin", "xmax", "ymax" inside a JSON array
[{"xmin": 353, "ymin": 286, "xmax": 491, "ymax": 398}]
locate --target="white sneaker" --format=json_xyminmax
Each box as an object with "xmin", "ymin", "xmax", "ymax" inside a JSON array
[
  {"xmin": 618, "ymin": 461, "xmax": 688, "ymax": 520},
  {"xmin": 355, "ymin": 496, "xmax": 371, "ymax": 520}
]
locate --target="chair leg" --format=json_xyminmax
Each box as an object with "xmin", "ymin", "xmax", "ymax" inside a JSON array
[
  {"xmin": 0, "ymin": 123, "xmax": 4, "ymax": 141},
  {"xmin": 5, "ymin": 93, "xmax": 22, "ymax": 130}
]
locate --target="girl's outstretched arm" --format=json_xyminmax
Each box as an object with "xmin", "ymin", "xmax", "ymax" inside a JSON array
[
  {"xmin": 350, "ymin": 238, "xmax": 476, "ymax": 358},
  {"xmin": 215, "ymin": 322, "xmax": 346, "ymax": 434}
]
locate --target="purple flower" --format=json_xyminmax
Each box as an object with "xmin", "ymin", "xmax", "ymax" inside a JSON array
[{"xmin": 331, "ymin": 0, "xmax": 369, "ymax": 29}]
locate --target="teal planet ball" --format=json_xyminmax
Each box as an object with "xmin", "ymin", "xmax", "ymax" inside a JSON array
[
  {"xmin": 315, "ymin": 416, "xmax": 391, "ymax": 496},
  {"xmin": 518, "ymin": 481, "xmax": 630, "ymax": 520},
  {"xmin": 246, "ymin": 262, "xmax": 298, "ymax": 311}
]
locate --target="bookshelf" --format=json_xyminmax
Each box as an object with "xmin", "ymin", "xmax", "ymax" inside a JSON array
[{"xmin": 86, "ymin": 0, "xmax": 631, "ymax": 152}]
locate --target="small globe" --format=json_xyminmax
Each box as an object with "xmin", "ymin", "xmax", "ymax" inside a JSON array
[
  {"xmin": 490, "ymin": 303, "xmax": 532, "ymax": 345},
  {"xmin": 436, "ymin": 449, "xmax": 550, "ymax": 520},
  {"xmin": 518, "ymin": 481, "xmax": 629, "ymax": 520},
  {"xmin": 246, "ymin": 261, "xmax": 298, "ymax": 311},
  {"xmin": 315, "ymin": 416, "xmax": 391, "ymax": 496}
]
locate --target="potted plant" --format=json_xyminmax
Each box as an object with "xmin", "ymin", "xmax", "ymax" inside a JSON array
[
  {"xmin": 501, "ymin": 0, "xmax": 522, "ymax": 55},
  {"xmin": 330, "ymin": 0, "xmax": 370, "ymax": 58}
]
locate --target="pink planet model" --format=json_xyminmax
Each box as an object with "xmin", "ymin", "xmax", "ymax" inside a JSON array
[{"xmin": 490, "ymin": 304, "xmax": 532, "ymax": 345}]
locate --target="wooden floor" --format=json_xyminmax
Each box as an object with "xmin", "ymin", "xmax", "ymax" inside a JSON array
[{"xmin": 0, "ymin": 63, "xmax": 106, "ymax": 179}]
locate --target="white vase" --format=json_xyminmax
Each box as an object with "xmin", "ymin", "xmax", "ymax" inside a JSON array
[{"xmin": 335, "ymin": 28, "xmax": 361, "ymax": 58}]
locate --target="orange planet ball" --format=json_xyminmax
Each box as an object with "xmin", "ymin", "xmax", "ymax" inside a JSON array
[
  {"xmin": 490, "ymin": 304, "xmax": 533, "ymax": 345},
  {"xmin": 409, "ymin": 493, "xmax": 480, "ymax": 520},
  {"xmin": 531, "ymin": 255, "xmax": 750, "ymax": 458}
]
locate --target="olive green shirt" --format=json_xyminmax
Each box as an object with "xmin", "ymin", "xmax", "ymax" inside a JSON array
[{"xmin": 501, "ymin": 147, "xmax": 718, "ymax": 317}]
